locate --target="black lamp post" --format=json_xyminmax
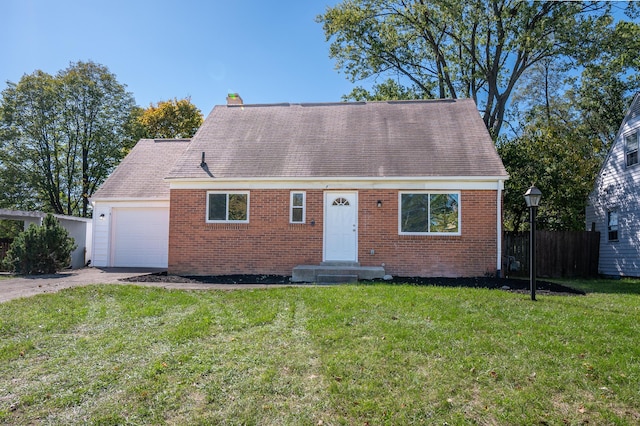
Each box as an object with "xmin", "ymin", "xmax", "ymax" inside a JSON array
[{"xmin": 523, "ymin": 185, "xmax": 542, "ymax": 301}]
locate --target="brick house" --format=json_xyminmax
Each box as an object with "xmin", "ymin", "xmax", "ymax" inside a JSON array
[{"xmin": 92, "ymin": 95, "xmax": 508, "ymax": 280}]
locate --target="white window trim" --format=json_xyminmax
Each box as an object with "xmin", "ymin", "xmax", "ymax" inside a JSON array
[
  {"xmin": 398, "ymin": 191, "xmax": 461, "ymax": 236},
  {"xmin": 607, "ymin": 210, "xmax": 619, "ymax": 242},
  {"xmin": 290, "ymin": 191, "xmax": 306, "ymax": 224},
  {"xmin": 625, "ymin": 131, "xmax": 638, "ymax": 167},
  {"xmin": 206, "ymin": 191, "xmax": 250, "ymax": 223}
]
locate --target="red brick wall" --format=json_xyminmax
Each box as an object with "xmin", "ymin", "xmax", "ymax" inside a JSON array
[{"xmin": 168, "ymin": 189, "xmax": 499, "ymax": 277}]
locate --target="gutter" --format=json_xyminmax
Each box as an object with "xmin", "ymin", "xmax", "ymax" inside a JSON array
[{"xmin": 496, "ymin": 179, "xmax": 504, "ymax": 277}]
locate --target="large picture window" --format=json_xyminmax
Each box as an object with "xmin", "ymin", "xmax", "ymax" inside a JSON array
[
  {"xmin": 399, "ymin": 192, "xmax": 460, "ymax": 235},
  {"xmin": 206, "ymin": 192, "xmax": 249, "ymax": 223}
]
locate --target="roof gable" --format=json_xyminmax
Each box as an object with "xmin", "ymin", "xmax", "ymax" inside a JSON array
[
  {"xmin": 92, "ymin": 139, "xmax": 190, "ymax": 200},
  {"xmin": 167, "ymin": 99, "xmax": 507, "ymax": 180},
  {"xmin": 590, "ymin": 93, "xmax": 640, "ymax": 197}
]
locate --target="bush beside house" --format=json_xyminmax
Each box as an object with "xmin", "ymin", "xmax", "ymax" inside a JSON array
[{"xmin": 2, "ymin": 214, "xmax": 77, "ymax": 274}]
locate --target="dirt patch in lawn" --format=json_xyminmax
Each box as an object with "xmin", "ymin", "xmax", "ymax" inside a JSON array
[{"xmin": 124, "ymin": 272, "xmax": 584, "ymax": 295}]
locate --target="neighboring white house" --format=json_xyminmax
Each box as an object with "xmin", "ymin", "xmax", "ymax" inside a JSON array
[
  {"xmin": 586, "ymin": 93, "xmax": 640, "ymax": 277},
  {"xmin": 89, "ymin": 139, "xmax": 190, "ymax": 268},
  {"xmin": 0, "ymin": 209, "xmax": 92, "ymax": 269}
]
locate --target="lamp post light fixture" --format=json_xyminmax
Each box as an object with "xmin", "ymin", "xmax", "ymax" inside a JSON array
[{"xmin": 523, "ymin": 185, "xmax": 542, "ymax": 301}]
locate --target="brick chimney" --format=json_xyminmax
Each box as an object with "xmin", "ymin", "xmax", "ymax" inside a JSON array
[{"xmin": 226, "ymin": 93, "xmax": 243, "ymax": 105}]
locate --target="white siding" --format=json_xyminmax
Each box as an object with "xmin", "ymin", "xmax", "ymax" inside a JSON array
[
  {"xmin": 587, "ymin": 94, "xmax": 640, "ymax": 276},
  {"xmin": 58, "ymin": 218, "xmax": 89, "ymax": 269},
  {"xmin": 91, "ymin": 203, "xmax": 111, "ymax": 267}
]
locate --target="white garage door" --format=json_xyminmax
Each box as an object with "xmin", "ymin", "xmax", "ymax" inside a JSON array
[{"xmin": 111, "ymin": 208, "xmax": 169, "ymax": 268}]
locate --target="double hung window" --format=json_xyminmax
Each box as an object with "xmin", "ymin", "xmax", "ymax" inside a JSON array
[
  {"xmin": 608, "ymin": 210, "xmax": 618, "ymax": 241},
  {"xmin": 290, "ymin": 192, "xmax": 306, "ymax": 223},
  {"xmin": 626, "ymin": 131, "xmax": 638, "ymax": 167}
]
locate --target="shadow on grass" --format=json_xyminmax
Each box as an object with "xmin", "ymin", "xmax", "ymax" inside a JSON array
[
  {"xmin": 547, "ymin": 277, "xmax": 640, "ymax": 295},
  {"xmin": 367, "ymin": 276, "xmax": 585, "ymax": 295},
  {"xmin": 126, "ymin": 273, "xmax": 586, "ymax": 295}
]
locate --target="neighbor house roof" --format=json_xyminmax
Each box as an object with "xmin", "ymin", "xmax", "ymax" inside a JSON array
[
  {"xmin": 0, "ymin": 208, "xmax": 91, "ymax": 223},
  {"xmin": 91, "ymin": 139, "xmax": 190, "ymax": 200},
  {"xmin": 167, "ymin": 99, "xmax": 507, "ymax": 180}
]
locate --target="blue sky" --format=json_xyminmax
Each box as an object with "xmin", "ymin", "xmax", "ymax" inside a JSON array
[{"xmin": 1, "ymin": 0, "xmax": 358, "ymax": 116}]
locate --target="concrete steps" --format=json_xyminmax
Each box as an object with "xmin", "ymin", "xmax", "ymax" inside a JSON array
[{"xmin": 292, "ymin": 262, "xmax": 385, "ymax": 283}]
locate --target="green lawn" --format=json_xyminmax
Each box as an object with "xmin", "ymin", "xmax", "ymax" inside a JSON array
[{"xmin": 0, "ymin": 281, "xmax": 639, "ymax": 425}]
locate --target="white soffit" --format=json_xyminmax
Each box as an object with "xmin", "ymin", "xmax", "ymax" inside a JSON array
[{"xmin": 167, "ymin": 177, "xmax": 506, "ymax": 191}]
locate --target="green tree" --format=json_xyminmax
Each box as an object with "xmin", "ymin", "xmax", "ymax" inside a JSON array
[
  {"xmin": 570, "ymin": 16, "xmax": 640, "ymax": 152},
  {"xmin": 499, "ymin": 99, "xmax": 604, "ymax": 231},
  {"xmin": 0, "ymin": 220, "xmax": 23, "ymax": 240},
  {"xmin": 137, "ymin": 97, "xmax": 203, "ymax": 139},
  {"xmin": 0, "ymin": 61, "xmax": 137, "ymax": 217},
  {"xmin": 508, "ymin": 9, "xmax": 640, "ymax": 152},
  {"xmin": 344, "ymin": 78, "xmax": 431, "ymax": 101},
  {"xmin": 124, "ymin": 106, "xmax": 148, "ymax": 145},
  {"xmin": 500, "ymin": 6, "xmax": 640, "ymax": 231},
  {"xmin": 2, "ymin": 214, "xmax": 77, "ymax": 274},
  {"xmin": 318, "ymin": 0, "xmax": 616, "ymax": 137}
]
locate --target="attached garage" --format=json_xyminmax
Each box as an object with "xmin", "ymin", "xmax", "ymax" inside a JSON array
[
  {"xmin": 111, "ymin": 207, "xmax": 169, "ymax": 267},
  {"xmin": 90, "ymin": 139, "xmax": 190, "ymax": 268}
]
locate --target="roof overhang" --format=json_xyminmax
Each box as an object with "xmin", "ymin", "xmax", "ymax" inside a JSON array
[
  {"xmin": 89, "ymin": 197, "xmax": 170, "ymax": 204},
  {"xmin": 166, "ymin": 176, "xmax": 508, "ymax": 191}
]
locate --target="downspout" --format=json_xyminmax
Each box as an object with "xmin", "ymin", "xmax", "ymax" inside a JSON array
[{"xmin": 496, "ymin": 180, "xmax": 504, "ymax": 278}]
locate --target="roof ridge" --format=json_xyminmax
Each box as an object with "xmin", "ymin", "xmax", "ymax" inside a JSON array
[{"xmin": 220, "ymin": 98, "xmax": 467, "ymax": 108}]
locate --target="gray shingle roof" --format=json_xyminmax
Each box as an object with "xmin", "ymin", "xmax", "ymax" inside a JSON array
[
  {"xmin": 167, "ymin": 99, "xmax": 507, "ymax": 180},
  {"xmin": 92, "ymin": 139, "xmax": 190, "ymax": 200}
]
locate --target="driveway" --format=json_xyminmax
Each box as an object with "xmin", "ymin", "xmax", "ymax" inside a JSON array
[{"xmin": 0, "ymin": 268, "xmax": 292, "ymax": 303}]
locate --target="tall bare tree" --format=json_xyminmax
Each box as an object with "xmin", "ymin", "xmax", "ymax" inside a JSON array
[{"xmin": 318, "ymin": 0, "xmax": 613, "ymax": 137}]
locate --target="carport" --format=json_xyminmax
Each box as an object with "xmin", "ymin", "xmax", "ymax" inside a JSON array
[{"xmin": 0, "ymin": 209, "xmax": 92, "ymax": 269}]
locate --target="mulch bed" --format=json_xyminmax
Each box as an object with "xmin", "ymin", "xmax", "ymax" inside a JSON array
[{"xmin": 124, "ymin": 272, "xmax": 584, "ymax": 295}]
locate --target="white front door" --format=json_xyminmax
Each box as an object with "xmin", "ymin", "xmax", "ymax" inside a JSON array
[{"xmin": 324, "ymin": 191, "xmax": 358, "ymax": 262}]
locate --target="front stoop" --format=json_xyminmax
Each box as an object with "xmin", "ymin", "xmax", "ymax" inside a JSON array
[{"xmin": 292, "ymin": 262, "xmax": 385, "ymax": 283}]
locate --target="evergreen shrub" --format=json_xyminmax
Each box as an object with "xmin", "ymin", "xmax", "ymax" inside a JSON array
[{"xmin": 2, "ymin": 214, "xmax": 77, "ymax": 274}]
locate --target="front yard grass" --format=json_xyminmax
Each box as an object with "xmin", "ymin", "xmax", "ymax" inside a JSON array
[
  {"xmin": 0, "ymin": 282, "xmax": 638, "ymax": 425},
  {"xmin": 556, "ymin": 276, "xmax": 640, "ymax": 295}
]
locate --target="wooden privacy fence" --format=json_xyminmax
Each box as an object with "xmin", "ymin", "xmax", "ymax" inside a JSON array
[{"xmin": 503, "ymin": 231, "xmax": 600, "ymax": 278}]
